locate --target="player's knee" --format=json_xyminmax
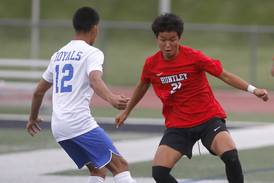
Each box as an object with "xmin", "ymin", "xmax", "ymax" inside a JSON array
[
  {"xmin": 87, "ymin": 164, "xmax": 107, "ymax": 178},
  {"xmin": 221, "ymin": 149, "xmax": 240, "ymax": 164},
  {"xmin": 152, "ymin": 166, "xmax": 171, "ymax": 182},
  {"xmin": 107, "ymin": 155, "xmax": 129, "ymax": 175},
  {"xmin": 91, "ymin": 168, "xmax": 107, "ymax": 178},
  {"xmin": 118, "ymin": 157, "xmax": 129, "ymax": 169}
]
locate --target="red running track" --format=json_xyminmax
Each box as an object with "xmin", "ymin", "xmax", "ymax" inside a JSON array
[{"xmin": 0, "ymin": 86, "xmax": 273, "ymax": 113}]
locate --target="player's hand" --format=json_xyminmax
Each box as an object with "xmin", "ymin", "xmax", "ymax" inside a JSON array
[
  {"xmin": 26, "ymin": 118, "xmax": 42, "ymax": 136},
  {"xmin": 110, "ymin": 94, "xmax": 130, "ymax": 110},
  {"xmin": 254, "ymin": 88, "xmax": 269, "ymax": 101},
  {"xmin": 115, "ymin": 112, "xmax": 129, "ymax": 128}
]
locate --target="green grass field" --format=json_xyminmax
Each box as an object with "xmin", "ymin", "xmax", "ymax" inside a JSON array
[
  {"xmin": 1, "ymin": 127, "xmax": 273, "ymax": 182},
  {"xmin": 48, "ymin": 140, "xmax": 274, "ymax": 182},
  {"xmin": 1, "ymin": 106, "xmax": 274, "ymax": 123},
  {"xmin": 0, "ymin": 128, "xmax": 156, "ymax": 154},
  {"xmin": 128, "ymin": 146, "xmax": 274, "ymax": 182},
  {"xmin": 1, "ymin": 0, "xmax": 274, "ymax": 25},
  {"xmin": 0, "ymin": 128, "xmax": 58, "ymax": 154}
]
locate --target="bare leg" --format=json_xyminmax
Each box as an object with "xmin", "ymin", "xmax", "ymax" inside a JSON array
[
  {"xmin": 106, "ymin": 153, "xmax": 136, "ymax": 183},
  {"xmin": 105, "ymin": 154, "xmax": 129, "ymax": 176},
  {"xmin": 86, "ymin": 164, "xmax": 107, "ymax": 182},
  {"xmin": 210, "ymin": 131, "xmax": 236, "ymax": 155},
  {"xmin": 152, "ymin": 145, "xmax": 183, "ymax": 183}
]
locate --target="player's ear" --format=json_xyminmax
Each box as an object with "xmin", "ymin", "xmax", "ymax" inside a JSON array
[
  {"xmin": 91, "ymin": 25, "xmax": 98, "ymax": 34},
  {"xmin": 89, "ymin": 25, "xmax": 98, "ymax": 44}
]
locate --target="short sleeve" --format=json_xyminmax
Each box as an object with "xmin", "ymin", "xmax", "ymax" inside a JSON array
[
  {"xmin": 86, "ymin": 50, "xmax": 104, "ymax": 75},
  {"xmin": 140, "ymin": 59, "xmax": 151, "ymax": 83},
  {"xmin": 195, "ymin": 51, "xmax": 223, "ymax": 77}
]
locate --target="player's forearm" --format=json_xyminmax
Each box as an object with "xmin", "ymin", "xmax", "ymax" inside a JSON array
[
  {"xmin": 29, "ymin": 79, "xmax": 51, "ymax": 121},
  {"xmin": 91, "ymin": 76, "xmax": 115, "ymax": 103},
  {"xmin": 29, "ymin": 91, "xmax": 45, "ymax": 121},
  {"xmin": 218, "ymin": 70, "xmax": 249, "ymax": 91},
  {"xmin": 219, "ymin": 71, "xmax": 249, "ymax": 91},
  {"xmin": 124, "ymin": 81, "xmax": 149, "ymax": 115},
  {"xmin": 89, "ymin": 71, "xmax": 115, "ymax": 103}
]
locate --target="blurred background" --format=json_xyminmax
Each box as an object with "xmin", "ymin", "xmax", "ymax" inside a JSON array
[
  {"xmin": 0, "ymin": 0, "xmax": 273, "ymax": 119},
  {"xmin": 0, "ymin": 1, "xmax": 274, "ymax": 183},
  {"xmin": 1, "ymin": 0, "xmax": 274, "ymax": 84}
]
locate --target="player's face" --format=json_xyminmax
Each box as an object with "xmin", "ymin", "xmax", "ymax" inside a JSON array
[{"xmin": 156, "ymin": 31, "xmax": 181, "ymax": 60}]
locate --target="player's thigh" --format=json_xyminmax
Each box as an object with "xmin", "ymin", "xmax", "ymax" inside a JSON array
[
  {"xmin": 106, "ymin": 153, "xmax": 129, "ymax": 175},
  {"xmin": 153, "ymin": 145, "xmax": 183, "ymax": 168},
  {"xmin": 210, "ymin": 131, "xmax": 236, "ymax": 156}
]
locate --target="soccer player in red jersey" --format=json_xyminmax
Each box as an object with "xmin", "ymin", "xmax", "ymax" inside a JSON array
[{"xmin": 115, "ymin": 13, "xmax": 269, "ymax": 183}]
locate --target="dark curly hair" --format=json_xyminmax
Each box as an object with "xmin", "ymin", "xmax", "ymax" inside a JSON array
[
  {"xmin": 73, "ymin": 7, "xmax": 99, "ymax": 33},
  {"xmin": 152, "ymin": 13, "xmax": 184, "ymax": 38}
]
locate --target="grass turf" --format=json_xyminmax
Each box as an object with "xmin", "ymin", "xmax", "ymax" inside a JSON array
[
  {"xmin": 0, "ymin": 128, "xmax": 158, "ymax": 155},
  {"xmin": 49, "ymin": 146, "xmax": 274, "ymax": 182},
  {"xmin": 0, "ymin": 106, "xmax": 274, "ymax": 123},
  {"xmin": 0, "ymin": 124, "xmax": 273, "ymax": 182}
]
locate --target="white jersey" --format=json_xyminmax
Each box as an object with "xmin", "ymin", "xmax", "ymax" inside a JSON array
[{"xmin": 42, "ymin": 40, "xmax": 103, "ymax": 142}]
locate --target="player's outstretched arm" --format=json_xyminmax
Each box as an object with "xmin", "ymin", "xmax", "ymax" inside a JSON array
[
  {"xmin": 89, "ymin": 70, "xmax": 129, "ymax": 110},
  {"xmin": 218, "ymin": 70, "xmax": 269, "ymax": 101},
  {"xmin": 27, "ymin": 79, "xmax": 52, "ymax": 136},
  {"xmin": 115, "ymin": 80, "xmax": 150, "ymax": 128}
]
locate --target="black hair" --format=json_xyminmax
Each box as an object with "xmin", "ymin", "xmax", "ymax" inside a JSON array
[
  {"xmin": 73, "ymin": 7, "xmax": 99, "ymax": 32},
  {"xmin": 152, "ymin": 13, "xmax": 184, "ymax": 38}
]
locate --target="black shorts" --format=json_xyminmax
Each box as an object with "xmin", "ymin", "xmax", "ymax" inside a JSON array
[{"xmin": 159, "ymin": 117, "xmax": 228, "ymax": 159}]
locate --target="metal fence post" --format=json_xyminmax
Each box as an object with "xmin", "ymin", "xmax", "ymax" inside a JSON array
[
  {"xmin": 159, "ymin": 0, "xmax": 171, "ymax": 14},
  {"xmin": 31, "ymin": 0, "xmax": 40, "ymax": 59}
]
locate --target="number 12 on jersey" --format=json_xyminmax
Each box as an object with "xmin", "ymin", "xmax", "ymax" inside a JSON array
[{"xmin": 55, "ymin": 64, "xmax": 74, "ymax": 93}]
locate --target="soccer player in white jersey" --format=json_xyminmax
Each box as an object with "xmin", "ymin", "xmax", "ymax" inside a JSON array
[{"xmin": 26, "ymin": 7, "xmax": 136, "ymax": 183}]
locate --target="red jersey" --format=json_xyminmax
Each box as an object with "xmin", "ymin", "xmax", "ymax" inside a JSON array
[{"xmin": 141, "ymin": 45, "xmax": 226, "ymax": 128}]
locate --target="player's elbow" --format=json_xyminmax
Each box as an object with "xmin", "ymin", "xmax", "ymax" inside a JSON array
[
  {"xmin": 218, "ymin": 70, "xmax": 231, "ymax": 83},
  {"xmin": 89, "ymin": 71, "xmax": 103, "ymax": 87},
  {"xmin": 89, "ymin": 76, "xmax": 101, "ymax": 88}
]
